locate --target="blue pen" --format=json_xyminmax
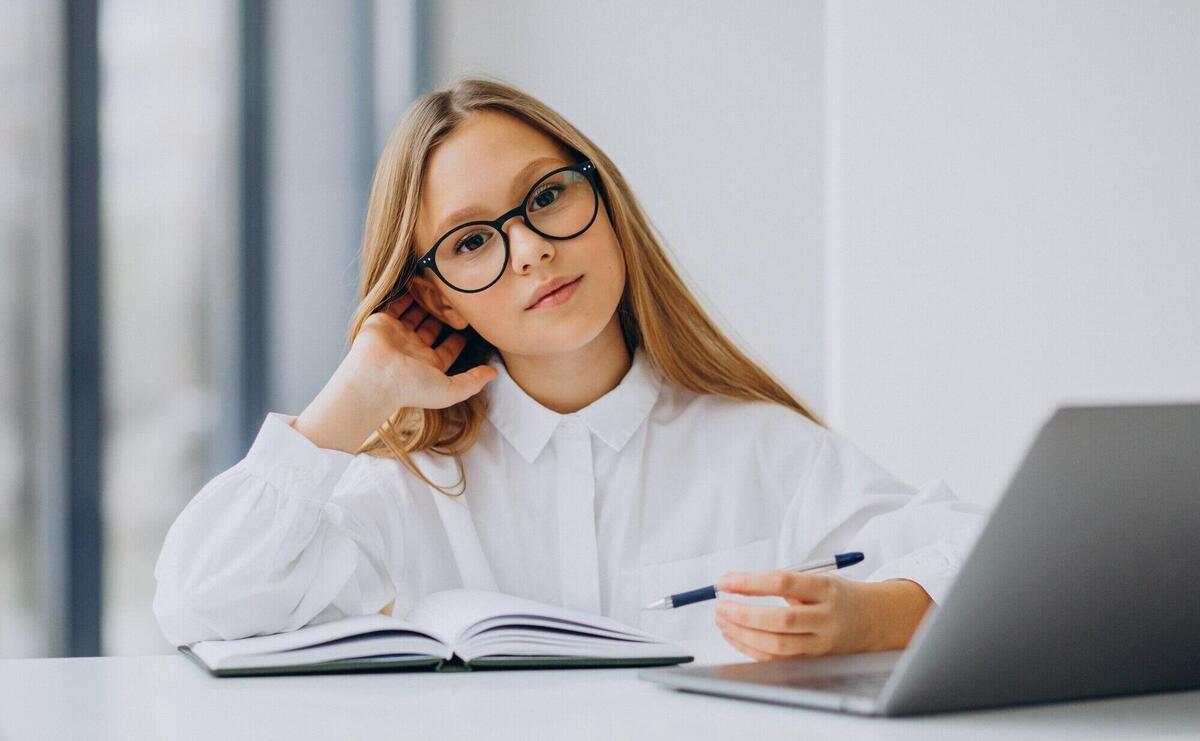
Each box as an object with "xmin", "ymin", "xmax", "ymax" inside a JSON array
[{"xmin": 642, "ymin": 552, "xmax": 865, "ymax": 610}]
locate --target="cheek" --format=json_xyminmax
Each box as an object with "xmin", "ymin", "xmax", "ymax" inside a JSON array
[
  {"xmin": 576, "ymin": 230, "xmax": 626, "ymax": 324},
  {"xmin": 452, "ymin": 295, "xmax": 508, "ymax": 336},
  {"xmin": 605, "ymin": 243, "xmax": 626, "ymax": 289},
  {"xmin": 583, "ymin": 228, "xmax": 626, "ymax": 298}
]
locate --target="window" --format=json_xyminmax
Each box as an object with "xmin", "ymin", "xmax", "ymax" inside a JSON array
[
  {"xmin": 2, "ymin": 0, "xmax": 397, "ymax": 658},
  {"xmin": 99, "ymin": 0, "xmax": 238, "ymax": 655},
  {"xmin": 0, "ymin": 0, "xmax": 60, "ymax": 659}
]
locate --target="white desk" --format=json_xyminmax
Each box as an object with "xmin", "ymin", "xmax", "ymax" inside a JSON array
[{"xmin": 1, "ymin": 656, "xmax": 1197, "ymax": 740}]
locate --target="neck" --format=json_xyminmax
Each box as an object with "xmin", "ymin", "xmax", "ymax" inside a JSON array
[{"xmin": 499, "ymin": 313, "xmax": 632, "ymax": 414}]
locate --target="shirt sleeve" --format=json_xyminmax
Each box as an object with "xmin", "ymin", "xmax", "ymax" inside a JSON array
[
  {"xmin": 778, "ymin": 428, "xmax": 989, "ymax": 605},
  {"xmin": 152, "ymin": 412, "xmax": 400, "ymax": 647}
]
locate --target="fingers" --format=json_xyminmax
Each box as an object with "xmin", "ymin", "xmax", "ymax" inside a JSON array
[
  {"xmin": 385, "ymin": 294, "xmax": 443, "ymax": 346},
  {"xmin": 381, "ymin": 290, "xmax": 446, "ymax": 349},
  {"xmin": 715, "ymin": 599, "xmax": 829, "ymax": 634},
  {"xmin": 382, "ymin": 293, "xmax": 414, "ymax": 319},
  {"xmin": 719, "ymin": 630, "xmax": 776, "ymax": 662},
  {"xmin": 414, "ymin": 314, "xmax": 443, "ymax": 345},
  {"xmin": 716, "ymin": 570, "xmax": 832, "ymax": 602},
  {"xmin": 399, "ymin": 302, "xmax": 426, "ymax": 330},
  {"xmin": 715, "ymin": 614, "xmax": 825, "ymax": 658},
  {"xmin": 433, "ymin": 332, "xmax": 467, "ymax": 371}
]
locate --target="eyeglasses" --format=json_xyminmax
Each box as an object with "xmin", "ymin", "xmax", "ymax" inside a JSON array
[{"xmin": 415, "ymin": 159, "xmax": 602, "ymax": 293}]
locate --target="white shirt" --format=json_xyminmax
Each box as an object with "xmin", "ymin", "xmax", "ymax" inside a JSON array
[{"xmin": 153, "ymin": 346, "xmax": 987, "ymax": 663}]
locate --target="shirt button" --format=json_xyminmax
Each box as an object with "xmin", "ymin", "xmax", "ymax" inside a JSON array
[{"xmin": 561, "ymin": 418, "xmax": 582, "ymax": 435}]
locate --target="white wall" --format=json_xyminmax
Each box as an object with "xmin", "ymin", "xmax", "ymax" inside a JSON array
[
  {"xmin": 430, "ymin": 0, "xmax": 829, "ymax": 411},
  {"xmin": 827, "ymin": 0, "xmax": 1200, "ymax": 506},
  {"xmin": 426, "ymin": 1, "xmax": 1200, "ymax": 510}
]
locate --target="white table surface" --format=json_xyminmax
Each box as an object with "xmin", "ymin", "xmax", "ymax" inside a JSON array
[{"xmin": 1, "ymin": 655, "xmax": 1197, "ymax": 741}]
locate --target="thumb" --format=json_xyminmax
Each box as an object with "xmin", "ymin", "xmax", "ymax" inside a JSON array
[{"xmin": 439, "ymin": 365, "xmax": 498, "ymax": 405}]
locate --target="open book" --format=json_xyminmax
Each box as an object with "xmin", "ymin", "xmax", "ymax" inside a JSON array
[{"xmin": 180, "ymin": 589, "xmax": 694, "ymax": 677}]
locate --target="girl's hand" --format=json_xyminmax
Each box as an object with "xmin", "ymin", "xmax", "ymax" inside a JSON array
[
  {"xmin": 712, "ymin": 571, "xmax": 932, "ymax": 661},
  {"xmin": 292, "ymin": 291, "xmax": 498, "ymax": 453},
  {"xmin": 355, "ymin": 292, "xmax": 497, "ymax": 410}
]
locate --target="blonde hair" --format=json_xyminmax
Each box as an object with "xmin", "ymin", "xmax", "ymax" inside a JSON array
[{"xmin": 351, "ymin": 75, "xmax": 822, "ymax": 496}]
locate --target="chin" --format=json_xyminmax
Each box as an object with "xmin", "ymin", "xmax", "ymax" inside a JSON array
[{"xmin": 494, "ymin": 305, "xmax": 618, "ymax": 356}]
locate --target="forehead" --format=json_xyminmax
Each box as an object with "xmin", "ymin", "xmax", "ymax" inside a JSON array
[{"xmin": 417, "ymin": 110, "xmax": 569, "ymax": 245}]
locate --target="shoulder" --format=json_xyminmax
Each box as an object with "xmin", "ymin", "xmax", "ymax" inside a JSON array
[{"xmin": 650, "ymin": 380, "xmax": 827, "ymax": 452}]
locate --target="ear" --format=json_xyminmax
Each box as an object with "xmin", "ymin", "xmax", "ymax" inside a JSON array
[{"xmin": 407, "ymin": 271, "xmax": 470, "ymax": 331}]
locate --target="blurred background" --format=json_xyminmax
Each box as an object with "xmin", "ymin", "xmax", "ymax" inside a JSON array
[{"xmin": 2, "ymin": 0, "xmax": 1198, "ymax": 658}]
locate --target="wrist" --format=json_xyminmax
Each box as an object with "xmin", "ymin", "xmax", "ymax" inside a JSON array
[
  {"xmin": 294, "ymin": 361, "xmax": 390, "ymax": 453},
  {"xmin": 857, "ymin": 578, "xmax": 933, "ymax": 652}
]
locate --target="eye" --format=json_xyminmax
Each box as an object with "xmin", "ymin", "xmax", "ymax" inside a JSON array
[
  {"xmin": 529, "ymin": 183, "xmax": 563, "ymax": 211},
  {"xmin": 454, "ymin": 230, "xmax": 492, "ymax": 256}
]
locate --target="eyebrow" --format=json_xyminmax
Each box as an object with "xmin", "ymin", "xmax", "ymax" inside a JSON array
[{"xmin": 430, "ymin": 155, "xmax": 568, "ymax": 237}]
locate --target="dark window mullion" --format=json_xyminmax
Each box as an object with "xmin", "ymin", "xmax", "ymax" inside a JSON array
[
  {"xmin": 239, "ymin": 0, "xmax": 270, "ymax": 450},
  {"xmin": 63, "ymin": 0, "xmax": 103, "ymax": 657}
]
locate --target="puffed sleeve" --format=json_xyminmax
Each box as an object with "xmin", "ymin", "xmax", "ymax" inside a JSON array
[
  {"xmin": 152, "ymin": 413, "xmax": 400, "ymax": 647},
  {"xmin": 778, "ymin": 428, "xmax": 988, "ymax": 605}
]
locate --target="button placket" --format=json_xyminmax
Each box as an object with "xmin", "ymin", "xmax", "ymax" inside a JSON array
[{"xmin": 553, "ymin": 417, "xmax": 601, "ymax": 613}]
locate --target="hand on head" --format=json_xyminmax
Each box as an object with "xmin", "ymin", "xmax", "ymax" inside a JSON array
[{"xmin": 290, "ymin": 288, "xmax": 497, "ymax": 453}]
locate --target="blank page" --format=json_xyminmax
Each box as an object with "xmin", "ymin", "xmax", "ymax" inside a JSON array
[
  {"xmin": 189, "ymin": 614, "xmax": 448, "ymax": 670},
  {"xmin": 404, "ymin": 589, "xmax": 676, "ymax": 656}
]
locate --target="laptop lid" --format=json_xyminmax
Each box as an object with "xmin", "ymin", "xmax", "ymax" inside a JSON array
[{"xmin": 881, "ymin": 404, "xmax": 1200, "ymax": 714}]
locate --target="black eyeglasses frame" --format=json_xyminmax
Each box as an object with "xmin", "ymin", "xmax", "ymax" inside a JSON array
[{"xmin": 414, "ymin": 159, "xmax": 603, "ymax": 294}]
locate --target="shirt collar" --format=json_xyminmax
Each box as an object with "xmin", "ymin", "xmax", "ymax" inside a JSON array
[{"xmin": 482, "ymin": 345, "xmax": 664, "ymax": 464}]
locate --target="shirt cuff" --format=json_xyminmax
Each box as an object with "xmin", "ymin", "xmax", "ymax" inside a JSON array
[
  {"xmin": 862, "ymin": 543, "xmax": 960, "ymax": 605},
  {"xmin": 242, "ymin": 412, "xmax": 356, "ymax": 505}
]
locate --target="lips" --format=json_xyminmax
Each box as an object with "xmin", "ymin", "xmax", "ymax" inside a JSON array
[{"xmin": 525, "ymin": 276, "xmax": 582, "ymax": 310}]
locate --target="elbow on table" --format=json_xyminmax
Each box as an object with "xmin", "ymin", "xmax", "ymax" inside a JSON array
[
  {"xmin": 151, "ymin": 556, "xmax": 285, "ymax": 647},
  {"xmin": 152, "ymin": 581, "xmax": 224, "ymax": 648}
]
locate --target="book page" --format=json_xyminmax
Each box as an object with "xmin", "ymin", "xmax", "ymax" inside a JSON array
[
  {"xmin": 195, "ymin": 632, "xmax": 451, "ymax": 671},
  {"xmin": 456, "ymin": 630, "xmax": 690, "ymax": 663},
  {"xmin": 188, "ymin": 613, "xmax": 451, "ymax": 670},
  {"xmin": 404, "ymin": 589, "xmax": 674, "ymax": 653}
]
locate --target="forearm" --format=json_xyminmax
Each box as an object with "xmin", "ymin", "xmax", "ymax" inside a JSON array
[{"xmin": 153, "ymin": 420, "xmax": 357, "ymax": 644}]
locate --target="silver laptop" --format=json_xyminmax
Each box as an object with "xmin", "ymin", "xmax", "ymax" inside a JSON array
[{"xmin": 640, "ymin": 404, "xmax": 1200, "ymax": 715}]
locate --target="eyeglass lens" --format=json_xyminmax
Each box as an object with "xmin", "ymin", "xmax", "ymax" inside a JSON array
[{"xmin": 433, "ymin": 167, "xmax": 597, "ymax": 291}]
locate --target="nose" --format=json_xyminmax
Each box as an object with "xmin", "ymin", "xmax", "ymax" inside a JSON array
[{"xmin": 506, "ymin": 219, "xmax": 556, "ymax": 274}]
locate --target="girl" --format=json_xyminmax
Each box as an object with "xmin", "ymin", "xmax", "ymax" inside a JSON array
[{"xmin": 153, "ymin": 77, "xmax": 985, "ymax": 665}]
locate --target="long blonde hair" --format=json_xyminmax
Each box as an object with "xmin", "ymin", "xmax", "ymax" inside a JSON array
[{"xmin": 351, "ymin": 76, "xmax": 822, "ymax": 496}]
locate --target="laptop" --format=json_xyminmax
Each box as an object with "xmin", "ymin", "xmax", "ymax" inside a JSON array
[{"xmin": 639, "ymin": 404, "xmax": 1200, "ymax": 715}]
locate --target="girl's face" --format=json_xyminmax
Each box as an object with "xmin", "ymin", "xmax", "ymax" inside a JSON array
[{"xmin": 409, "ymin": 110, "xmax": 626, "ymax": 357}]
